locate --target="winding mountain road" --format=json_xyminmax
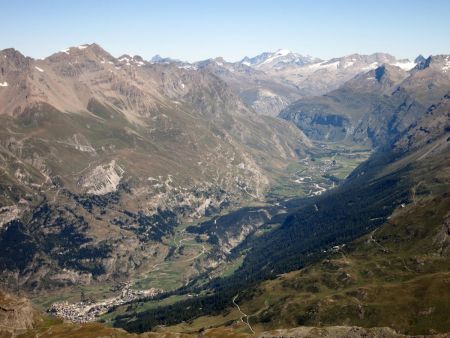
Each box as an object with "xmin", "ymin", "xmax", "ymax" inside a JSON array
[{"xmin": 232, "ymin": 294, "xmax": 255, "ymax": 334}]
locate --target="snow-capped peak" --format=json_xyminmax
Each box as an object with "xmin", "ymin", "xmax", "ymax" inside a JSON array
[
  {"xmin": 274, "ymin": 49, "xmax": 292, "ymax": 56},
  {"xmin": 241, "ymin": 49, "xmax": 318, "ymax": 69},
  {"xmin": 260, "ymin": 49, "xmax": 294, "ymax": 65}
]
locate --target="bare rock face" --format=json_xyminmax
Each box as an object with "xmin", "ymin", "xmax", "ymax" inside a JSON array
[
  {"xmin": 280, "ymin": 56, "xmax": 450, "ymax": 147},
  {"xmin": 0, "ymin": 291, "xmax": 39, "ymax": 336},
  {"xmin": 0, "ymin": 206, "xmax": 20, "ymax": 230},
  {"xmin": 395, "ymin": 92, "xmax": 450, "ymax": 153},
  {"xmin": 194, "ymin": 58, "xmax": 303, "ymax": 117},
  {"xmin": 80, "ymin": 160, "xmax": 124, "ymax": 195}
]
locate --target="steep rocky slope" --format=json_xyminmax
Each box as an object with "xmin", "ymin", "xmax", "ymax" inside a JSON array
[
  {"xmin": 0, "ymin": 291, "xmax": 40, "ymax": 336},
  {"xmin": 194, "ymin": 58, "xmax": 303, "ymax": 117},
  {"xmin": 280, "ymin": 55, "xmax": 450, "ymax": 146},
  {"xmin": 395, "ymin": 92, "xmax": 450, "ymax": 153}
]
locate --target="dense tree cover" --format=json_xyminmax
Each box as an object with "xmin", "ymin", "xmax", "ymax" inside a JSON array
[
  {"xmin": 187, "ymin": 206, "xmax": 275, "ymax": 247},
  {"xmin": 115, "ymin": 154, "xmax": 412, "ymax": 332},
  {"xmin": 0, "ymin": 220, "xmax": 38, "ymax": 271},
  {"xmin": 0, "ymin": 202, "xmax": 112, "ymax": 277}
]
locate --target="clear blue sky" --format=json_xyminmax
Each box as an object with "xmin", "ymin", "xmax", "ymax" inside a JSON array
[{"xmin": 1, "ymin": 0, "xmax": 449, "ymax": 61}]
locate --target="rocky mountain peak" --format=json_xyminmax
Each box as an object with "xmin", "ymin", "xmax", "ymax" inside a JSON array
[
  {"xmin": 240, "ymin": 49, "xmax": 318, "ymax": 69},
  {"xmin": 117, "ymin": 54, "xmax": 146, "ymax": 66},
  {"xmin": 373, "ymin": 63, "xmax": 407, "ymax": 83},
  {"xmin": 415, "ymin": 56, "xmax": 432, "ymax": 70},
  {"xmin": 46, "ymin": 43, "xmax": 115, "ymax": 63},
  {"xmin": 150, "ymin": 54, "xmax": 164, "ymax": 62},
  {"xmin": 0, "ymin": 48, "xmax": 31, "ymax": 71},
  {"xmin": 412, "ymin": 55, "xmax": 450, "ymax": 76},
  {"xmin": 414, "ymin": 54, "xmax": 427, "ymax": 64},
  {"xmin": 240, "ymin": 51, "xmax": 273, "ymax": 66},
  {"xmin": 150, "ymin": 54, "xmax": 181, "ymax": 64},
  {"xmin": 213, "ymin": 57, "xmax": 226, "ymax": 64},
  {"xmin": 369, "ymin": 52, "xmax": 397, "ymax": 63}
]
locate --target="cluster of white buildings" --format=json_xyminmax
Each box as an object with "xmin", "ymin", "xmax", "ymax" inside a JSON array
[{"xmin": 49, "ymin": 283, "xmax": 162, "ymax": 323}]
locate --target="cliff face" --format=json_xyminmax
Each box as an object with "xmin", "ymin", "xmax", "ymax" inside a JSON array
[
  {"xmin": 280, "ymin": 57, "xmax": 450, "ymax": 148},
  {"xmin": 0, "ymin": 291, "xmax": 38, "ymax": 337}
]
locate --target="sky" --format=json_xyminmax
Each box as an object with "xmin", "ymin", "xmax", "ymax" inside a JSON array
[{"xmin": 1, "ymin": 0, "xmax": 449, "ymax": 62}]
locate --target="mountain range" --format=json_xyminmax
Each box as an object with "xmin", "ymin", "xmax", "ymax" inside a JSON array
[
  {"xmin": 280, "ymin": 55, "xmax": 450, "ymax": 146},
  {"xmin": 0, "ymin": 43, "xmax": 310, "ymax": 292},
  {"xmin": 1, "ymin": 43, "xmax": 450, "ymax": 337},
  {"xmin": 150, "ymin": 49, "xmax": 420, "ymax": 116}
]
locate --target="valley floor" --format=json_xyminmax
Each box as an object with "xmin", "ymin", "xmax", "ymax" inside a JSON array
[{"xmin": 29, "ymin": 142, "xmax": 370, "ymax": 326}]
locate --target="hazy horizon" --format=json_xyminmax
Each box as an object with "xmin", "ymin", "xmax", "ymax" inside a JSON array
[{"xmin": 1, "ymin": 0, "xmax": 449, "ymax": 62}]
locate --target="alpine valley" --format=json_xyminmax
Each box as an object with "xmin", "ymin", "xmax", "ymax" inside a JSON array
[{"xmin": 1, "ymin": 43, "xmax": 450, "ymax": 338}]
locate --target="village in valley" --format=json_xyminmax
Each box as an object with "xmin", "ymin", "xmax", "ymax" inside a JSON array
[{"xmin": 49, "ymin": 283, "xmax": 162, "ymax": 323}]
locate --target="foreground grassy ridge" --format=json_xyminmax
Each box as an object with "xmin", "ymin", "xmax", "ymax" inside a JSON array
[
  {"xmin": 17, "ymin": 316, "xmax": 413, "ymax": 338},
  {"xmin": 14, "ymin": 311, "xmax": 248, "ymax": 338},
  {"xmin": 17, "ymin": 320, "xmax": 192, "ymax": 338},
  {"xmin": 2, "ymin": 287, "xmax": 423, "ymax": 337},
  {"xmin": 164, "ymin": 193, "xmax": 450, "ymax": 335}
]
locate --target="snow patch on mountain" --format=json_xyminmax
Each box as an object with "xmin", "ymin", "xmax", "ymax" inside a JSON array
[
  {"xmin": 393, "ymin": 60, "xmax": 416, "ymax": 71},
  {"xmin": 442, "ymin": 56, "xmax": 450, "ymax": 72},
  {"xmin": 308, "ymin": 60, "xmax": 340, "ymax": 70},
  {"xmin": 260, "ymin": 49, "xmax": 292, "ymax": 65},
  {"xmin": 0, "ymin": 82, "xmax": 8, "ymax": 87},
  {"xmin": 178, "ymin": 64, "xmax": 198, "ymax": 70},
  {"xmin": 361, "ymin": 62, "xmax": 380, "ymax": 71},
  {"xmin": 343, "ymin": 61, "xmax": 355, "ymax": 68}
]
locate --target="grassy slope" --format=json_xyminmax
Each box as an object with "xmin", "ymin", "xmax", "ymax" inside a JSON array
[
  {"xmin": 14, "ymin": 308, "xmax": 248, "ymax": 338},
  {"xmin": 250, "ymin": 194, "xmax": 450, "ymax": 335},
  {"xmin": 161, "ymin": 148, "xmax": 450, "ymax": 335}
]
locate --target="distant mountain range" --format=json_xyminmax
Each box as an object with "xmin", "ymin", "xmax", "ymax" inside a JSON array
[
  {"xmin": 148, "ymin": 49, "xmax": 422, "ymax": 116},
  {"xmin": 240, "ymin": 49, "xmax": 320, "ymax": 68}
]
